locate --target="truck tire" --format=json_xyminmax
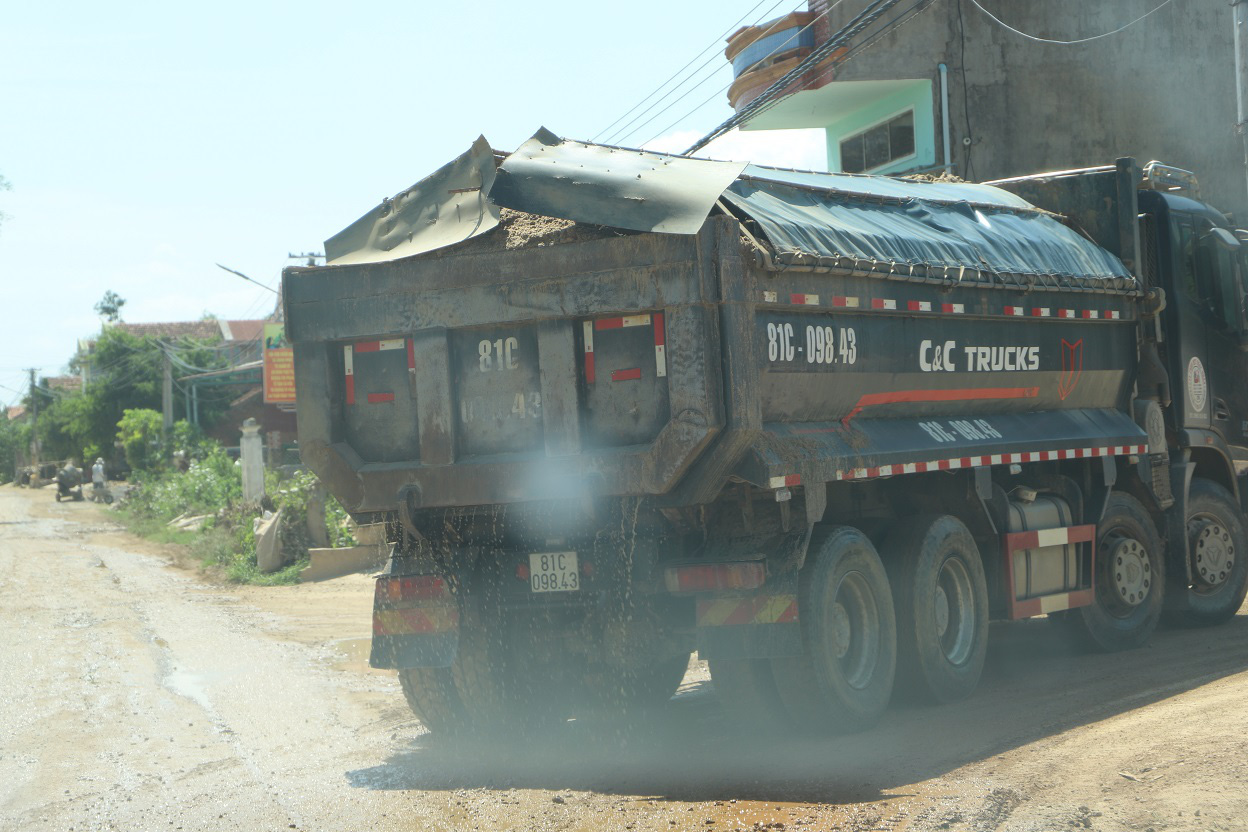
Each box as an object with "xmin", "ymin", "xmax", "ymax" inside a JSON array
[
  {"xmin": 449, "ymin": 604, "xmax": 512, "ymax": 729},
  {"xmin": 1065, "ymin": 492, "xmax": 1163, "ymax": 651},
  {"xmin": 709, "ymin": 657, "xmax": 792, "ymax": 732},
  {"xmin": 398, "ymin": 667, "xmax": 468, "ymax": 735},
  {"xmin": 1170, "ymin": 478, "xmax": 1248, "ymax": 626},
  {"xmin": 882, "ymin": 514, "xmax": 988, "ymax": 704},
  {"xmin": 771, "ymin": 526, "xmax": 897, "ymax": 734}
]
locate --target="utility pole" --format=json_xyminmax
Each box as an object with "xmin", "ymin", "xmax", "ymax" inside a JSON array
[
  {"xmin": 162, "ymin": 349, "xmax": 173, "ymax": 435},
  {"xmin": 25, "ymin": 368, "xmax": 39, "ymax": 472}
]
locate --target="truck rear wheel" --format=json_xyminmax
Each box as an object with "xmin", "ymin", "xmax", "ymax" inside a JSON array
[
  {"xmin": 1170, "ymin": 478, "xmax": 1248, "ymax": 626},
  {"xmin": 883, "ymin": 514, "xmax": 988, "ymax": 704},
  {"xmin": 709, "ymin": 657, "xmax": 792, "ymax": 732},
  {"xmin": 771, "ymin": 526, "xmax": 897, "ymax": 734},
  {"xmin": 1065, "ymin": 492, "xmax": 1163, "ymax": 651},
  {"xmin": 398, "ymin": 667, "xmax": 468, "ymax": 735}
]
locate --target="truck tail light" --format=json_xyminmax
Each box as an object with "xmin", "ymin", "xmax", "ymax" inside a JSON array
[
  {"xmin": 375, "ymin": 575, "xmax": 451, "ymax": 603},
  {"xmin": 373, "ymin": 575, "xmax": 457, "ymax": 636},
  {"xmin": 664, "ymin": 562, "xmax": 766, "ymax": 594}
]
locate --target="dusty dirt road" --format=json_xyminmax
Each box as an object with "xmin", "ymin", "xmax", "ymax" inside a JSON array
[{"xmin": 3, "ymin": 483, "xmax": 1248, "ymax": 832}]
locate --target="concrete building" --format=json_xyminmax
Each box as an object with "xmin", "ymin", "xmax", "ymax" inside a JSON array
[{"xmin": 726, "ymin": 0, "xmax": 1248, "ymax": 219}]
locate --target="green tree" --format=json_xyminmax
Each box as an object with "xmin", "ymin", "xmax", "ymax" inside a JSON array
[
  {"xmin": 39, "ymin": 328, "xmax": 232, "ymax": 469},
  {"xmin": 94, "ymin": 290, "xmax": 126, "ymax": 323},
  {"xmin": 116, "ymin": 408, "xmax": 163, "ymax": 472},
  {"xmin": 0, "ymin": 412, "xmax": 31, "ymax": 483}
]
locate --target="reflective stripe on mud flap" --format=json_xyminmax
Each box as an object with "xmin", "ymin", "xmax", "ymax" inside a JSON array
[
  {"xmin": 696, "ymin": 594, "xmax": 798, "ymax": 627},
  {"xmin": 373, "ymin": 604, "xmax": 459, "ymax": 636}
]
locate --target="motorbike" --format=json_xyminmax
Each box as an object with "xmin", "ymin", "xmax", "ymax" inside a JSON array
[{"xmin": 55, "ymin": 468, "xmax": 85, "ymax": 502}]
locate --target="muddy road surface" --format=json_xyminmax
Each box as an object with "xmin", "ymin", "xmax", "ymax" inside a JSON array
[{"xmin": 3, "ymin": 483, "xmax": 1247, "ymax": 831}]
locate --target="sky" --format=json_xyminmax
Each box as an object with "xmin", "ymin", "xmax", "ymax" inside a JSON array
[{"xmin": 0, "ymin": 0, "xmax": 828, "ymax": 406}]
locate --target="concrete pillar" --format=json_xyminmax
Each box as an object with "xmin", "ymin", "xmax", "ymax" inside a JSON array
[
  {"xmin": 240, "ymin": 418, "xmax": 265, "ymax": 502},
  {"xmin": 305, "ymin": 481, "xmax": 330, "ymax": 549}
]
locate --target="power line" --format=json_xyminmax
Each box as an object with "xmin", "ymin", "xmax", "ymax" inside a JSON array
[
  {"xmin": 216, "ymin": 263, "xmax": 278, "ymax": 294},
  {"xmin": 681, "ymin": 0, "xmax": 907, "ymax": 156},
  {"xmin": 788, "ymin": 0, "xmax": 938, "ymax": 99},
  {"xmin": 632, "ymin": 0, "xmax": 849, "ymax": 149},
  {"xmin": 593, "ymin": 0, "xmax": 785, "ymax": 142},
  {"xmin": 967, "ymin": 0, "xmax": 1175, "ymax": 46},
  {"xmin": 602, "ymin": 0, "xmax": 798, "ymax": 145}
]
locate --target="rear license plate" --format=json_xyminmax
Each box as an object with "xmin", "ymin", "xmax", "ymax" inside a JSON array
[{"xmin": 529, "ymin": 551, "xmax": 579, "ymax": 593}]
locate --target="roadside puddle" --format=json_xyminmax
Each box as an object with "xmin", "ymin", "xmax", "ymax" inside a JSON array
[{"xmin": 330, "ymin": 637, "xmax": 373, "ymax": 673}]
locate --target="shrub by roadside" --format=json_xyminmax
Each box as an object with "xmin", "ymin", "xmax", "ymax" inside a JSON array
[{"xmin": 117, "ymin": 447, "xmax": 355, "ymax": 585}]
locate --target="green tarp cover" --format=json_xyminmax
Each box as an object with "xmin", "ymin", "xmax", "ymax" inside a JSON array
[
  {"xmin": 723, "ymin": 166, "xmax": 1134, "ymax": 284},
  {"xmin": 320, "ymin": 131, "xmax": 1135, "ymax": 287}
]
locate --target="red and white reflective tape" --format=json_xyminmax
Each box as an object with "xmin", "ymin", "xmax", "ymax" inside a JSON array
[
  {"xmin": 1004, "ymin": 523, "xmax": 1095, "ymax": 552},
  {"xmin": 584, "ymin": 313, "xmax": 666, "ymax": 383},
  {"xmin": 344, "ymin": 338, "xmax": 409, "ymax": 405},
  {"xmin": 654, "ymin": 312, "xmax": 667, "ymax": 378},
  {"xmin": 344, "ymin": 345, "xmax": 355, "ymax": 405},
  {"xmin": 830, "ymin": 443, "xmax": 1147, "ymax": 482},
  {"xmin": 768, "ymin": 474, "xmax": 801, "ymax": 489},
  {"xmin": 353, "ymin": 338, "xmax": 406, "ymax": 353},
  {"xmin": 758, "ymin": 291, "xmax": 1125, "ymax": 321},
  {"xmin": 583, "ymin": 321, "xmax": 596, "ymax": 384},
  {"xmin": 596, "ymin": 314, "xmax": 652, "ymax": 330}
]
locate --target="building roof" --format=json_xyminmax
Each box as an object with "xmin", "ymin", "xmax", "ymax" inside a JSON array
[
  {"xmin": 6, "ymin": 405, "xmax": 26, "ymax": 421},
  {"xmin": 43, "ymin": 376, "xmax": 81, "ymax": 392},
  {"xmin": 116, "ymin": 320, "xmax": 222, "ymax": 340},
  {"xmin": 220, "ymin": 319, "xmax": 268, "ymax": 344}
]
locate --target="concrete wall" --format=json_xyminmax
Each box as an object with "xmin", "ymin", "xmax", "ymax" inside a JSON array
[{"xmin": 822, "ymin": 0, "xmax": 1245, "ymax": 218}]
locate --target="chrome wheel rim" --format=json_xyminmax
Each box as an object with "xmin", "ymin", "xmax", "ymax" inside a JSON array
[
  {"xmin": 829, "ymin": 570, "xmax": 881, "ymax": 690},
  {"xmin": 1189, "ymin": 518, "xmax": 1235, "ymax": 593},
  {"xmin": 935, "ymin": 556, "xmax": 976, "ymax": 666}
]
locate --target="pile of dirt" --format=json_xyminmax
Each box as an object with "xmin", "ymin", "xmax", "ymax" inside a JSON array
[
  {"xmin": 903, "ymin": 171, "xmax": 969, "ymax": 183},
  {"xmin": 498, "ymin": 207, "xmax": 579, "ymax": 249}
]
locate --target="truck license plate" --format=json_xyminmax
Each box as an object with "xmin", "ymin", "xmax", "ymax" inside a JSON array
[{"xmin": 530, "ymin": 552, "xmax": 579, "ymax": 593}]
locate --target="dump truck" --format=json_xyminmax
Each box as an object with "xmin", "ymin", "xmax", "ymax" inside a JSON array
[{"xmin": 283, "ymin": 130, "xmax": 1248, "ymax": 734}]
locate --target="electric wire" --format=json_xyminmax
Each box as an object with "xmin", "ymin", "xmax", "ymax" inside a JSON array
[
  {"xmin": 607, "ymin": 0, "xmax": 812, "ymax": 146},
  {"xmin": 793, "ymin": 0, "xmax": 938, "ymax": 101},
  {"xmin": 592, "ymin": 0, "xmax": 784, "ymax": 142},
  {"xmin": 967, "ymin": 0, "xmax": 1175, "ymax": 46},
  {"xmin": 742, "ymin": 0, "xmax": 936, "ymax": 134},
  {"xmin": 634, "ymin": 0, "xmax": 848, "ymax": 149},
  {"xmin": 682, "ymin": 0, "xmax": 905, "ymax": 155}
]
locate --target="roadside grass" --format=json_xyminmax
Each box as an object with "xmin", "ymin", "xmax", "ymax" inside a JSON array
[{"xmin": 116, "ymin": 448, "xmax": 348, "ymax": 586}]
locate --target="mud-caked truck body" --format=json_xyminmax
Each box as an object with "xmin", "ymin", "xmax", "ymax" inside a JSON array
[{"xmin": 284, "ymin": 133, "xmax": 1248, "ymax": 733}]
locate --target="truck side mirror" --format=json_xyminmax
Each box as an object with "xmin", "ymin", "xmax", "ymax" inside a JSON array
[{"xmin": 1204, "ymin": 227, "xmax": 1241, "ymax": 250}]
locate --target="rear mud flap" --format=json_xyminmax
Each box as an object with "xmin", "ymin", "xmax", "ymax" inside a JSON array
[
  {"xmin": 694, "ymin": 574, "xmax": 804, "ymax": 661},
  {"xmin": 370, "ymin": 632, "xmax": 458, "ymax": 670}
]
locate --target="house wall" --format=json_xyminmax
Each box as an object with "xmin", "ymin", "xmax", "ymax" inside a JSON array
[{"xmin": 820, "ymin": 0, "xmax": 1245, "ymax": 218}]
